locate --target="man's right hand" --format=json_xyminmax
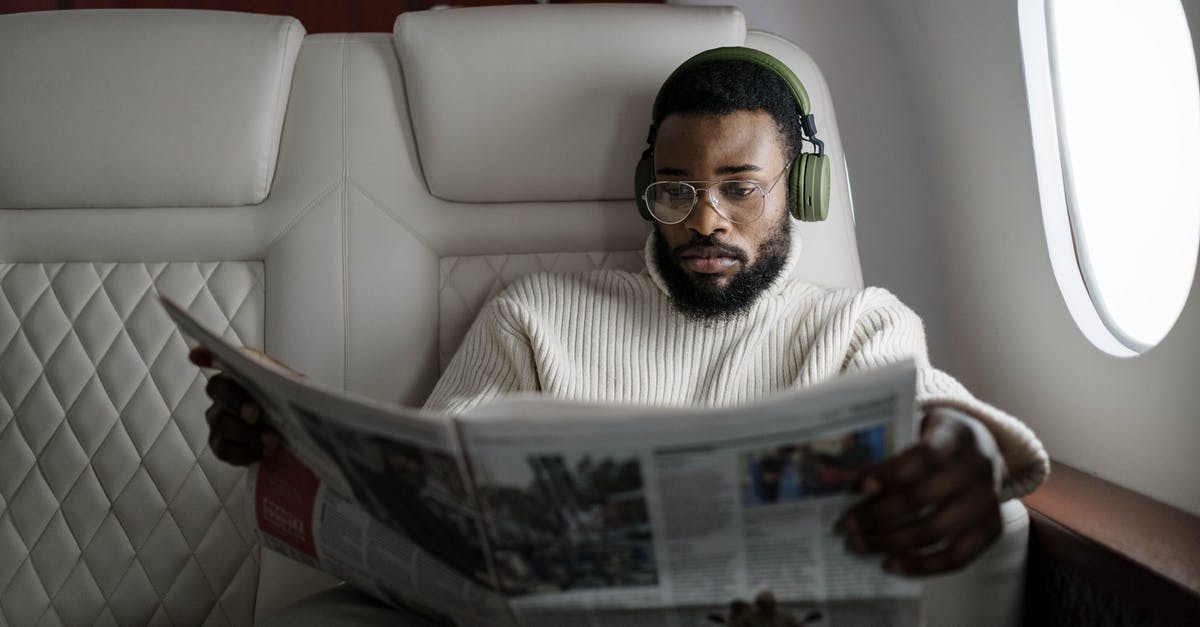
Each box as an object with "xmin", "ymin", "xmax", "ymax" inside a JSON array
[{"xmin": 189, "ymin": 346, "xmax": 283, "ymax": 466}]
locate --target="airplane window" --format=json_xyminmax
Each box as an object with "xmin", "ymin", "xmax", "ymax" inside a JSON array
[{"xmin": 1020, "ymin": 0, "xmax": 1200, "ymax": 356}]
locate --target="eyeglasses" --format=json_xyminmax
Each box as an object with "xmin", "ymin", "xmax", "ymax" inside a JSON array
[{"xmin": 642, "ymin": 159, "xmax": 793, "ymax": 225}]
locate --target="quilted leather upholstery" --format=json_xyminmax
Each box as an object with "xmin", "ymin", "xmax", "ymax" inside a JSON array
[{"xmin": 0, "ymin": 262, "xmax": 264, "ymax": 626}]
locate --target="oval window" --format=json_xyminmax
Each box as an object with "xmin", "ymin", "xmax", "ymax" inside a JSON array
[{"xmin": 1021, "ymin": 0, "xmax": 1200, "ymax": 355}]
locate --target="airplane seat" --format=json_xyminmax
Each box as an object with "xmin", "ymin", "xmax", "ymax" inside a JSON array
[
  {"xmin": 0, "ymin": 5, "xmax": 1029, "ymax": 626},
  {"xmin": 0, "ymin": 9, "xmax": 328, "ymax": 625}
]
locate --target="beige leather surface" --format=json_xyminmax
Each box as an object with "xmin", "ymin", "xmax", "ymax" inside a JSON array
[
  {"xmin": 0, "ymin": 262, "xmax": 263, "ymax": 626},
  {"xmin": 0, "ymin": 10, "xmax": 339, "ymax": 625},
  {"xmin": 395, "ymin": 4, "xmax": 746, "ymax": 203},
  {"xmin": 0, "ymin": 10, "xmax": 303, "ymax": 209}
]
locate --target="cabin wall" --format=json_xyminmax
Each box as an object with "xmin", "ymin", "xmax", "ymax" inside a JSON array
[
  {"xmin": 672, "ymin": 0, "xmax": 957, "ymax": 370},
  {"xmin": 681, "ymin": 0, "xmax": 1200, "ymax": 516},
  {"xmin": 879, "ymin": 0, "xmax": 1200, "ymax": 517}
]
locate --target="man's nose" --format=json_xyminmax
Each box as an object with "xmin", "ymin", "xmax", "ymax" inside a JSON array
[{"xmin": 684, "ymin": 189, "xmax": 730, "ymax": 236}]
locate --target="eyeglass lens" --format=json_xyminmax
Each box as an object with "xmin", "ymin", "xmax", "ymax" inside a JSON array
[{"xmin": 646, "ymin": 181, "xmax": 766, "ymax": 224}]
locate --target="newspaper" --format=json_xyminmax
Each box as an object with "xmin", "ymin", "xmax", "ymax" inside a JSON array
[{"xmin": 163, "ymin": 296, "xmax": 921, "ymax": 627}]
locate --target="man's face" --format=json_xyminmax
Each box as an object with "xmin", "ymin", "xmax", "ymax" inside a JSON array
[{"xmin": 651, "ymin": 110, "xmax": 792, "ymax": 319}]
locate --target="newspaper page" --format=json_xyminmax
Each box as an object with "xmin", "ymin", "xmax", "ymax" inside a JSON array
[
  {"xmin": 166, "ymin": 297, "xmax": 919, "ymax": 626},
  {"xmin": 245, "ymin": 452, "xmax": 515, "ymax": 627},
  {"xmin": 162, "ymin": 297, "xmax": 515, "ymax": 625},
  {"xmin": 459, "ymin": 362, "xmax": 921, "ymax": 627}
]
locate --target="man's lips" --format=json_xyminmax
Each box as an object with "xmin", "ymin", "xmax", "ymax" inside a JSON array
[{"xmin": 678, "ymin": 245, "xmax": 744, "ymax": 274}]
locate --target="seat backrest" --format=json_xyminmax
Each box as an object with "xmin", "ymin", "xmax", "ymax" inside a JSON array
[
  {"xmin": 385, "ymin": 4, "xmax": 863, "ymax": 383},
  {"xmin": 0, "ymin": 5, "xmax": 863, "ymax": 625},
  {"xmin": 0, "ymin": 9, "xmax": 306, "ymax": 625}
]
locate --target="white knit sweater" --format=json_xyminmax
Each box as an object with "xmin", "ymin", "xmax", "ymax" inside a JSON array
[{"xmin": 426, "ymin": 235, "xmax": 1049, "ymax": 500}]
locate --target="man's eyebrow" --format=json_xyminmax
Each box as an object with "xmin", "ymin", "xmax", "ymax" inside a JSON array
[
  {"xmin": 655, "ymin": 164, "xmax": 764, "ymax": 177},
  {"xmin": 715, "ymin": 164, "xmax": 763, "ymax": 175}
]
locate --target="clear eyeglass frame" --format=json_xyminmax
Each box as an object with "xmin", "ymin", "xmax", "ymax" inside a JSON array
[{"xmin": 642, "ymin": 159, "xmax": 793, "ymax": 225}]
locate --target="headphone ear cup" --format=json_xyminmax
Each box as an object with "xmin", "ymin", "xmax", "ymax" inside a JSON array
[
  {"xmin": 634, "ymin": 153, "xmax": 656, "ymax": 221},
  {"xmin": 789, "ymin": 153, "xmax": 831, "ymax": 221}
]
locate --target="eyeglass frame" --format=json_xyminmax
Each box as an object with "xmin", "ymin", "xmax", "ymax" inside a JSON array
[{"xmin": 641, "ymin": 157, "xmax": 795, "ymax": 225}]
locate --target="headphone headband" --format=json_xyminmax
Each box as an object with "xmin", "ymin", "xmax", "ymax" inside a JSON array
[{"xmin": 651, "ymin": 46, "xmax": 813, "ymax": 125}]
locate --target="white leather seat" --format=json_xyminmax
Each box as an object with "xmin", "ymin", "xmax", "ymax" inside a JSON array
[
  {"xmin": 0, "ymin": 5, "xmax": 1027, "ymax": 626},
  {"xmin": 0, "ymin": 9, "xmax": 326, "ymax": 625}
]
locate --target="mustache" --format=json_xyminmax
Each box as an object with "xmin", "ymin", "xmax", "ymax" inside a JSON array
[{"xmin": 672, "ymin": 235, "xmax": 749, "ymax": 263}]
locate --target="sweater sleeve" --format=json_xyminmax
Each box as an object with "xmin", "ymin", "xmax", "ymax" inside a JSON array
[
  {"xmin": 423, "ymin": 296, "xmax": 541, "ymax": 416},
  {"xmin": 842, "ymin": 288, "xmax": 1049, "ymax": 500}
]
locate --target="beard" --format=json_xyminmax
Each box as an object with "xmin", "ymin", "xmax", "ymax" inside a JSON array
[{"xmin": 653, "ymin": 212, "xmax": 791, "ymax": 322}]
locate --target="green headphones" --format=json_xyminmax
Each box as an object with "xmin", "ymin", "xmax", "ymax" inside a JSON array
[{"xmin": 634, "ymin": 46, "xmax": 831, "ymax": 223}]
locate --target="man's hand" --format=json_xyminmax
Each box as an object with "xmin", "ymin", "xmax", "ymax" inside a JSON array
[
  {"xmin": 834, "ymin": 407, "xmax": 1001, "ymax": 576},
  {"xmin": 189, "ymin": 346, "xmax": 290, "ymax": 466}
]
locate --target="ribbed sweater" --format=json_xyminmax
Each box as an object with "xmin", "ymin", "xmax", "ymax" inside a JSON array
[{"xmin": 425, "ymin": 235, "xmax": 1049, "ymax": 500}]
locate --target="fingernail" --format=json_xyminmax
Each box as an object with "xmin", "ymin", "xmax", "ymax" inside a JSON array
[{"xmin": 241, "ymin": 403, "xmax": 261, "ymax": 424}]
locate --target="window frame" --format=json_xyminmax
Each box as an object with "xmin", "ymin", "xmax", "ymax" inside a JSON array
[{"xmin": 1018, "ymin": 0, "xmax": 1200, "ymax": 357}]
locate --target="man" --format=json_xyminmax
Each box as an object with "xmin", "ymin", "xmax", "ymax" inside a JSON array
[{"xmin": 197, "ymin": 48, "xmax": 1047, "ymax": 609}]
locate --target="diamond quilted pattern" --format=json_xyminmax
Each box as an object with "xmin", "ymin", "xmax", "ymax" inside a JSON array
[
  {"xmin": 60, "ymin": 468, "xmax": 108, "ymax": 549},
  {"xmin": 52, "ymin": 561, "xmax": 106, "ymax": 627},
  {"xmin": 83, "ymin": 515, "xmax": 136, "ymax": 598},
  {"xmin": 0, "ymin": 262, "xmax": 264, "ymax": 626},
  {"xmin": 437, "ymin": 250, "xmax": 645, "ymax": 369}
]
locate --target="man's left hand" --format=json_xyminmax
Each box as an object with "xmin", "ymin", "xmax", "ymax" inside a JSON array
[{"xmin": 834, "ymin": 407, "xmax": 1001, "ymax": 576}]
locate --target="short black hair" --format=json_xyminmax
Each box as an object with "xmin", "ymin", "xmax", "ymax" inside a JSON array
[{"xmin": 652, "ymin": 59, "xmax": 805, "ymax": 160}]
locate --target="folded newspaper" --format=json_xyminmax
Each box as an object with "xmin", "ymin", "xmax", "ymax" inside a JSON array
[{"xmin": 164, "ymin": 296, "xmax": 922, "ymax": 627}]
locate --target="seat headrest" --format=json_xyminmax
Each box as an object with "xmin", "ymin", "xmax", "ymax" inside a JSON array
[
  {"xmin": 0, "ymin": 10, "xmax": 304, "ymax": 209},
  {"xmin": 394, "ymin": 4, "xmax": 746, "ymax": 203}
]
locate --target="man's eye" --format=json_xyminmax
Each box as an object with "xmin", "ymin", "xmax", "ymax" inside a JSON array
[
  {"xmin": 664, "ymin": 185, "xmax": 692, "ymax": 199},
  {"xmin": 722, "ymin": 183, "xmax": 758, "ymax": 199}
]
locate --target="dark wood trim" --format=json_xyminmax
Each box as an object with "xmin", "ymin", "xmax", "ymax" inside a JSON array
[{"xmin": 1022, "ymin": 461, "xmax": 1200, "ymax": 626}]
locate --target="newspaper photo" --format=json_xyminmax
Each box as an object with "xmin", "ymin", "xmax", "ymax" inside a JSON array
[
  {"xmin": 163, "ymin": 296, "xmax": 922, "ymax": 627},
  {"xmin": 460, "ymin": 366, "xmax": 919, "ymax": 625}
]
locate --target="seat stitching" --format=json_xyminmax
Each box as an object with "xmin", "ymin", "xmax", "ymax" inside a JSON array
[
  {"xmin": 346, "ymin": 179, "xmax": 439, "ymax": 254},
  {"xmin": 262, "ymin": 179, "xmax": 343, "ymax": 251},
  {"xmin": 341, "ymin": 34, "xmax": 351, "ymax": 391}
]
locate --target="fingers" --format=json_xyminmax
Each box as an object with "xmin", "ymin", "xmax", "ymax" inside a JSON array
[
  {"xmin": 188, "ymin": 345, "xmax": 215, "ymax": 368},
  {"xmin": 240, "ymin": 347, "xmax": 308, "ymax": 380},
  {"xmin": 852, "ymin": 480, "xmax": 998, "ymax": 555},
  {"xmin": 202, "ymin": 370, "xmax": 278, "ymax": 465},
  {"xmin": 204, "ymin": 374, "xmax": 263, "ymax": 423},
  {"xmin": 883, "ymin": 507, "xmax": 1002, "ymax": 575},
  {"xmin": 855, "ymin": 422, "xmax": 971, "ymax": 494},
  {"xmin": 834, "ymin": 409, "xmax": 1003, "ymax": 576},
  {"xmin": 841, "ymin": 443, "xmax": 990, "ymax": 533},
  {"xmin": 206, "ymin": 407, "xmax": 281, "ymax": 465},
  {"xmin": 190, "ymin": 344, "xmax": 291, "ymax": 466}
]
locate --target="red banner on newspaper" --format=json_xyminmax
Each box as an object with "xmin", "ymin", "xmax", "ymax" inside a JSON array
[{"xmin": 255, "ymin": 448, "xmax": 320, "ymax": 560}]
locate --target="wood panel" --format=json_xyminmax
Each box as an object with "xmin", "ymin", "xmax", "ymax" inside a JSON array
[
  {"xmin": 0, "ymin": 0, "xmax": 663, "ymax": 33},
  {"xmin": 1022, "ymin": 461, "xmax": 1200, "ymax": 626}
]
